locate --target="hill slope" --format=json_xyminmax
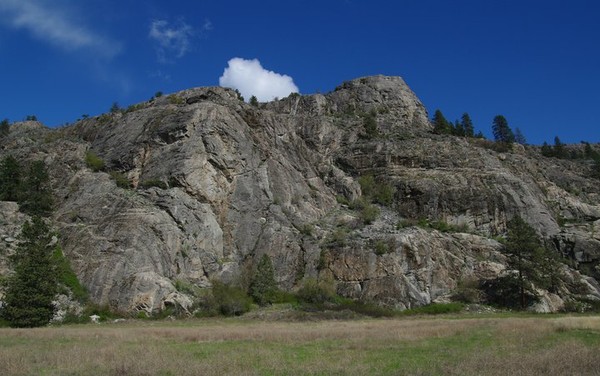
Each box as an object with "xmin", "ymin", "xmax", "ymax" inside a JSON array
[{"xmin": 1, "ymin": 76, "xmax": 599, "ymax": 314}]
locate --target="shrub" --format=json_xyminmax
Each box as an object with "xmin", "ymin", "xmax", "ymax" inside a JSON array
[
  {"xmin": 362, "ymin": 113, "xmax": 378, "ymax": 139},
  {"xmin": 317, "ymin": 249, "xmax": 330, "ymax": 270},
  {"xmin": 450, "ymin": 278, "xmax": 483, "ymax": 304},
  {"xmin": 358, "ymin": 175, "xmax": 376, "ymax": 197},
  {"xmin": 125, "ymin": 103, "xmax": 145, "ymax": 113},
  {"xmin": 335, "ymin": 195, "xmax": 350, "ymax": 206},
  {"xmin": 167, "ymin": 95, "xmax": 185, "ymax": 105},
  {"xmin": 402, "ymin": 302, "xmax": 464, "ymax": 315},
  {"xmin": 154, "ymin": 91, "xmax": 163, "ymax": 98},
  {"xmin": 358, "ymin": 174, "xmax": 395, "ymax": 206},
  {"xmin": 373, "ymin": 239, "xmax": 392, "ymax": 255},
  {"xmin": 109, "ymin": 102, "xmax": 121, "ymax": 114},
  {"xmin": 249, "ymin": 95, "xmax": 259, "ymax": 107},
  {"xmin": 85, "ymin": 151, "xmax": 105, "ymax": 172},
  {"xmin": 139, "ymin": 179, "xmax": 168, "ymax": 189},
  {"xmin": 109, "ymin": 171, "xmax": 131, "ymax": 189},
  {"xmin": 374, "ymin": 183, "xmax": 395, "ymax": 206},
  {"xmin": 335, "ymin": 300, "xmax": 396, "ymax": 317},
  {"xmin": 52, "ymin": 247, "xmax": 88, "ymax": 302},
  {"xmin": 480, "ymin": 275, "xmax": 539, "ymax": 309},
  {"xmin": 327, "ymin": 228, "xmax": 349, "ymax": 247},
  {"xmin": 174, "ymin": 279, "xmax": 200, "ymax": 297},
  {"xmin": 249, "ymin": 254, "xmax": 277, "ymax": 306},
  {"xmin": 211, "ymin": 280, "xmax": 252, "ymax": 316},
  {"xmin": 297, "ymin": 277, "xmax": 336, "ymax": 304},
  {"xmin": 396, "ymin": 219, "xmax": 417, "ymax": 229},
  {"xmin": 360, "ymin": 204, "xmax": 380, "ymax": 224},
  {"xmin": 299, "ymin": 223, "xmax": 314, "ymax": 236}
]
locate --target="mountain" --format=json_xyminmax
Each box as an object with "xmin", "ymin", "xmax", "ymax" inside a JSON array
[{"xmin": 1, "ymin": 75, "xmax": 599, "ymax": 315}]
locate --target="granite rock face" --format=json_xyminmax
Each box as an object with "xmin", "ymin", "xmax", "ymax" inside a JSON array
[{"xmin": 1, "ymin": 76, "xmax": 599, "ymax": 313}]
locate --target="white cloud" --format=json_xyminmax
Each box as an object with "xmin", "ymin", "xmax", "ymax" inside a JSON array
[
  {"xmin": 219, "ymin": 58, "xmax": 299, "ymax": 102},
  {"xmin": 0, "ymin": 0, "xmax": 120, "ymax": 58},
  {"xmin": 149, "ymin": 19, "xmax": 195, "ymax": 63}
]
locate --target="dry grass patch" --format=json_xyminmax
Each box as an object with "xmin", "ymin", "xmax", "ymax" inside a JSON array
[{"xmin": 0, "ymin": 316, "xmax": 599, "ymax": 375}]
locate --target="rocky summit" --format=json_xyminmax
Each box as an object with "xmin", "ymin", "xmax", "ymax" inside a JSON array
[{"xmin": 1, "ymin": 75, "xmax": 599, "ymax": 315}]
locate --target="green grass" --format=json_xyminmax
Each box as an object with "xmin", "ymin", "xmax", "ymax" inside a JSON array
[{"xmin": 1, "ymin": 315, "xmax": 600, "ymax": 375}]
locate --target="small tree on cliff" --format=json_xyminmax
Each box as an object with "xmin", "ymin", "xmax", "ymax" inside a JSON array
[
  {"xmin": 432, "ymin": 109, "xmax": 452, "ymax": 134},
  {"xmin": 0, "ymin": 155, "xmax": 22, "ymax": 201},
  {"xmin": 492, "ymin": 115, "xmax": 515, "ymax": 144},
  {"xmin": 483, "ymin": 215, "xmax": 560, "ymax": 309},
  {"xmin": 0, "ymin": 118, "xmax": 9, "ymax": 137},
  {"xmin": 19, "ymin": 160, "xmax": 53, "ymax": 217},
  {"xmin": 249, "ymin": 254, "xmax": 277, "ymax": 306},
  {"xmin": 1, "ymin": 216, "xmax": 58, "ymax": 327}
]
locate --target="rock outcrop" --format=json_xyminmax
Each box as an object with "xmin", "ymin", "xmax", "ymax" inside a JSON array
[{"xmin": 1, "ymin": 75, "xmax": 599, "ymax": 313}]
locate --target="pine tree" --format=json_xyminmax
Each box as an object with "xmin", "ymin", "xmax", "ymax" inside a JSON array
[
  {"xmin": 0, "ymin": 155, "xmax": 22, "ymax": 201},
  {"xmin": 0, "ymin": 118, "xmax": 9, "ymax": 138},
  {"xmin": 504, "ymin": 216, "xmax": 553, "ymax": 309},
  {"xmin": 514, "ymin": 127, "xmax": 527, "ymax": 145},
  {"xmin": 432, "ymin": 109, "xmax": 451, "ymax": 134},
  {"xmin": 363, "ymin": 113, "xmax": 378, "ymax": 139},
  {"xmin": 460, "ymin": 113, "xmax": 474, "ymax": 137},
  {"xmin": 19, "ymin": 160, "xmax": 53, "ymax": 217},
  {"xmin": 492, "ymin": 115, "xmax": 515, "ymax": 144},
  {"xmin": 553, "ymin": 136, "xmax": 566, "ymax": 158},
  {"xmin": 1, "ymin": 216, "xmax": 58, "ymax": 327},
  {"xmin": 591, "ymin": 159, "xmax": 600, "ymax": 180},
  {"xmin": 249, "ymin": 95, "xmax": 259, "ymax": 107},
  {"xmin": 249, "ymin": 254, "xmax": 277, "ymax": 306},
  {"xmin": 110, "ymin": 102, "xmax": 121, "ymax": 114},
  {"xmin": 452, "ymin": 120, "xmax": 465, "ymax": 137},
  {"xmin": 541, "ymin": 141, "xmax": 553, "ymax": 157}
]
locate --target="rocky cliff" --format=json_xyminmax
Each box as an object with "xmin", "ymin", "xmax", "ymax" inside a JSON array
[{"xmin": 1, "ymin": 75, "xmax": 599, "ymax": 314}]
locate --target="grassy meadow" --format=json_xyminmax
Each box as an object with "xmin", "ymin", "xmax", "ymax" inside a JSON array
[{"xmin": 1, "ymin": 314, "xmax": 599, "ymax": 375}]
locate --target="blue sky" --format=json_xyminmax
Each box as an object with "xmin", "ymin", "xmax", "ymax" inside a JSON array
[{"xmin": 0, "ymin": 0, "xmax": 598, "ymax": 145}]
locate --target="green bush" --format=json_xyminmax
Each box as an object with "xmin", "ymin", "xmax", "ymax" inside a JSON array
[
  {"xmin": 402, "ymin": 302, "xmax": 464, "ymax": 315},
  {"xmin": 373, "ymin": 239, "xmax": 393, "ymax": 255},
  {"xmin": 358, "ymin": 174, "xmax": 395, "ymax": 207},
  {"xmin": 327, "ymin": 228, "xmax": 349, "ymax": 247},
  {"xmin": 52, "ymin": 247, "xmax": 88, "ymax": 302},
  {"xmin": 297, "ymin": 277, "xmax": 336, "ymax": 304},
  {"xmin": 332, "ymin": 300, "xmax": 396, "ymax": 318},
  {"xmin": 480, "ymin": 275, "xmax": 539, "ymax": 309},
  {"xmin": 109, "ymin": 171, "xmax": 131, "ymax": 189},
  {"xmin": 335, "ymin": 195, "xmax": 350, "ymax": 206},
  {"xmin": 360, "ymin": 204, "xmax": 380, "ymax": 224},
  {"xmin": 85, "ymin": 151, "xmax": 105, "ymax": 172},
  {"xmin": 250, "ymin": 255, "xmax": 278, "ymax": 306},
  {"xmin": 358, "ymin": 175, "xmax": 376, "ymax": 197},
  {"xmin": 211, "ymin": 280, "xmax": 252, "ymax": 316},
  {"xmin": 299, "ymin": 223, "xmax": 314, "ymax": 236},
  {"xmin": 450, "ymin": 278, "xmax": 483, "ymax": 304},
  {"xmin": 174, "ymin": 279, "xmax": 200, "ymax": 297},
  {"xmin": 167, "ymin": 95, "xmax": 184, "ymax": 105},
  {"xmin": 317, "ymin": 249, "xmax": 330, "ymax": 270},
  {"xmin": 362, "ymin": 113, "xmax": 378, "ymax": 139},
  {"xmin": 374, "ymin": 183, "xmax": 395, "ymax": 206},
  {"xmin": 139, "ymin": 179, "xmax": 168, "ymax": 189}
]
